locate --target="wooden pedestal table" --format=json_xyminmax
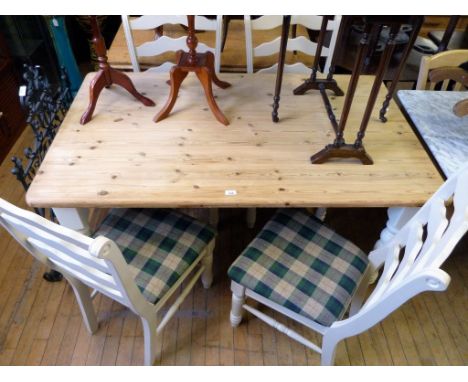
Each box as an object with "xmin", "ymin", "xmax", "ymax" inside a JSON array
[
  {"xmin": 154, "ymin": 15, "xmax": 231, "ymax": 126},
  {"xmin": 80, "ymin": 16, "xmax": 155, "ymax": 125}
]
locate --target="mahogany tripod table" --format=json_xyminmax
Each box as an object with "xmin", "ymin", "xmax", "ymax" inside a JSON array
[
  {"xmin": 80, "ymin": 16, "xmax": 155, "ymax": 125},
  {"xmin": 154, "ymin": 15, "xmax": 231, "ymax": 125},
  {"xmin": 273, "ymin": 15, "xmax": 424, "ymax": 165}
]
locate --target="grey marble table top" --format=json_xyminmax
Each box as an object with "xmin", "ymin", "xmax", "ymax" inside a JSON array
[{"xmin": 397, "ymin": 90, "xmax": 468, "ymax": 178}]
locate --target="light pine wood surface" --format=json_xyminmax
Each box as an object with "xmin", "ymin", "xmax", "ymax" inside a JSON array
[
  {"xmin": 26, "ymin": 73, "xmax": 442, "ymax": 210},
  {"xmin": 0, "ymin": 126, "xmax": 467, "ymax": 366}
]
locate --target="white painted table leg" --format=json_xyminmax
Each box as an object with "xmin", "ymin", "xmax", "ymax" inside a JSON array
[
  {"xmin": 370, "ymin": 206, "xmax": 419, "ymax": 283},
  {"xmin": 53, "ymin": 207, "xmax": 91, "ymax": 235},
  {"xmin": 374, "ymin": 207, "xmax": 419, "ymax": 249}
]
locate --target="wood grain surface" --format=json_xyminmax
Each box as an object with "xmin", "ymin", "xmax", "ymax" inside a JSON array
[{"xmin": 26, "ymin": 72, "xmax": 442, "ymax": 209}]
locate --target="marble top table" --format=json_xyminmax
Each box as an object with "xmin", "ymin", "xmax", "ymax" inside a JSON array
[{"xmin": 397, "ymin": 90, "xmax": 468, "ymax": 178}]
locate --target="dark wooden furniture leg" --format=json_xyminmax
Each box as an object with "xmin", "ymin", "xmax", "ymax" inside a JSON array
[
  {"xmin": 437, "ymin": 15, "xmax": 460, "ymax": 52},
  {"xmin": 272, "ymin": 16, "xmax": 291, "ymax": 123},
  {"xmin": 353, "ymin": 24, "xmax": 400, "ymax": 150},
  {"xmin": 80, "ymin": 16, "xmax": 155, "ymax": 125},
  {"xmin": 310, "ymin": 22, "xmax": 374, "ymax": 165},
  {"xmin": 154, "ymin": 15, "xmax": 231, "ymax": 126},
  {"xmin": 293, "ymin": 16, "xmax": 344, "ymax": 97},
  {"xmin": 379, "ymin": 16, "xmax": 424, "ymax": 122}
]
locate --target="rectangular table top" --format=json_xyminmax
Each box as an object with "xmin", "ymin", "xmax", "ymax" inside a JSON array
[
  {"xmin": 26, "ymin": 73, "xmax": 442, "ymax": 209},
  {"xmin": 397, "ymin": 90, "xmax": 468, "ymax": 178}
]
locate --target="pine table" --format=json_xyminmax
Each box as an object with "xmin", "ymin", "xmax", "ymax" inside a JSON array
[{"xmin": 26, "ymin": 72, "xmax": 443, "ymax": 247}]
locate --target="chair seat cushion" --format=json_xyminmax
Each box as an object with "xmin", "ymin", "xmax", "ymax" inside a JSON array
[
  {"xmin": 228, "ymin": 209, "xmax": 369, "ymax": 326},
  {"xmin": 94, "ymin": 209, "xmax": 215, "ymax": 305}
]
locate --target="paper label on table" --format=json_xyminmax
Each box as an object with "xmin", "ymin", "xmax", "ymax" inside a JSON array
[{"xmin": 225, "ymin": 189, "xmax": 237, "ymax": 196}]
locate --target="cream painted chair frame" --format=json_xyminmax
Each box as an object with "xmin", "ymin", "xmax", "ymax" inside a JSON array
[
  {"xmin": 0, "ymin": 200, "xmax": 215, "ymax": 366},
  {"xmin": 244, "ymin": 15, "xmax": 342, "ymax": 74},
  {"xmin": 415, "ymin": 49, "xmax": 468, "ymax": 90},
  {"xmin": 122, "ymin": 15, "xmax": 223, "ymax": 73},
  {"xmin": 230, "ymin": 164, "xmax": 468, "ymax": 365}
]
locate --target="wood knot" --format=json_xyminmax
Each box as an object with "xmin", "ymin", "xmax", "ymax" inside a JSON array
[
  {"xmin": 113, "ymin": 118, "xmax": 123, "ymax": 122},
  {"xmin": 98, "ymin": 190, "xmax": 109, "ymax": 196},
  {"xmin": 193, "ymin": 185, "xmax": 200, "ymax": 189}
]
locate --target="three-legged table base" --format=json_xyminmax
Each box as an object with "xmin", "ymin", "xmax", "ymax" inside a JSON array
[{"xmin": 154, "ymin": 51, "xmax": 231, "ymax": 125}]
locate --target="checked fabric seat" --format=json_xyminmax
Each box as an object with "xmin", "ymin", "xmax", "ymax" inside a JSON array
[
  {"xmin": 94, "ymin": 208, "xmax": 216, "ymax": 305},
  {"xmin": 229, "ymin": 164, "xmax": 468, "ymax": 365},
  {"xmin": 228, "ymin": 209, "xmax": 369, "ymax": 327},
  {"xmin": 0, "ymin": 201, "xmax": 216, "ymax": 366}
]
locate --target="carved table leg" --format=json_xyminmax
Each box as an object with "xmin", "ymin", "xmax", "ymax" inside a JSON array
[
  {"xmin": 352, "ymin": 24, "xmax": 400, "ymax": 156},
  {"xmin": 80, "ymin": 16, "xmax": 155, "ymax": 125},
  {"xmin": 110, "ymin": 69, "xmax": 155, "ymax": 106},
  {"xmin": 80, "ymin": 71, "xmax": 108, "ymax": 124},
  {"xmin": 272, "ymin": 16, "xmax": 291, "ymax": 123},
  {"xmin": 379, "ymin": 16, "xmax": 424, "ymax": 122},
  {"xmin": 206, "ymin": 51, "xmax": 231, "ymax": 89},
  {"xmin": 196, "ymin": 67, "xmax": 230, "ymax": 125},
  {"xmin": 374, "ymin": 207, "xmax": 419, "ymax": 249},
  {"xmin": 293, "ymin": 16, "xmax": 345, "ymax": 97},
  {"xmin": 154, "ymin": 66, "xmax": 189, "ymax": 122}
]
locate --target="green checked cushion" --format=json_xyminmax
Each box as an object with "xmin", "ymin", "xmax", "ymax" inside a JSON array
[
  {"xmin": 228, "ymin": 209, "xmax": 369, "ymax": 326},
  {"xmin": 94, "ymin": 209, "xmax": 215, "ymax": 305}
]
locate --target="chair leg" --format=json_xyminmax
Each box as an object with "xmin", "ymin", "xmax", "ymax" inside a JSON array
[
  {"xmin": 246, "ymin": 208, "xmax": 256, "ymax": 228},
  {"xmin": 230, "ymin": 283, "xmax": 246, "ymax": 327},
  {"xmin": 141, "ymin": 317, "xmax": 158, "ymax": 366},
  {"xmin": 208, "ymin": 208, "xmax": 219, "ymax": 226},
  {"xmin": 321, "ymin": 334, "xmax": 340, "ymax": 366},
  {"xmin": 201, "ymin": 242, "xmax": 214, "ymax": 289},
  {"xmin": 314, "ymin": 207, "xmax": 327, "ymax": 221},
  {"xmin": 65, "ymin": 276, "xmax": 98, "ymax": 334}
]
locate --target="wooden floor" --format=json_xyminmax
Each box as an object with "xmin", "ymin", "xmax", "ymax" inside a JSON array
[{"xmin": 0, "ymin": 127, "xmax": 467, "ymax": 366}]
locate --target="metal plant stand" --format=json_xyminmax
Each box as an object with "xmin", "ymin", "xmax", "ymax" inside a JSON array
[{"xmin": 11, "ymin": 64, "xmax": 74, "ymax": 282}]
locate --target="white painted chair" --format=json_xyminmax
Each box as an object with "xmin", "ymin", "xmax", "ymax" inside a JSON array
[
  {"xmin": 0, "ymin": 203, "xmax": 216, "ymax": 365},
  {"xmin": 229, "ymin": 164, "xmax": 468, "ymax": 365},
  {"xmin": 122, "ymin": 15, "xmax": 223, "ymax": 73},
  {"xmin": 416, "ymin": 49, "xmax": 468, "ymax": 90},
  {"xmin": 244, "ymin": 15, "xmax": 342, "ymax": 74}
]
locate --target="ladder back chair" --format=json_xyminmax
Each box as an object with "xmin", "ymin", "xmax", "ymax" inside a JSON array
[
  {"xmin": 244, "ymin": 15, "xmax": 341, "ymax": 74},
  {"xmin": 228, "ymin": 164, "xmax": 468, "ymax": 365},
  {"xmin": 0, "ymin": 202, "xmax": 216, "ymax": 365},
  {"xmin": 415, "ymin": 49, "xmax": 468, "ymax": 90},
  {"xmin": 122, "ymin": 15, "xmax": 223, "ymax": 73}
]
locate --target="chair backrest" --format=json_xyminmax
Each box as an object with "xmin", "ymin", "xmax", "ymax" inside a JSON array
[
  {"xmin": 0, "ymin": 198, "xmax": 147, "ymax": 313},
  {"xmin": 347, "ymin": 164, "xmax": 468, "ymax": 328},
  {"xmin": 244, "ymin": 15, "xmax": 341, "ymax": 74},
  {"xmin": 122, "ymin": 15, "xmax": 223, "ymax": 73},
  {"xmin": 415, "ymin": 49, "xmax": 468, "ymax": 90}
]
